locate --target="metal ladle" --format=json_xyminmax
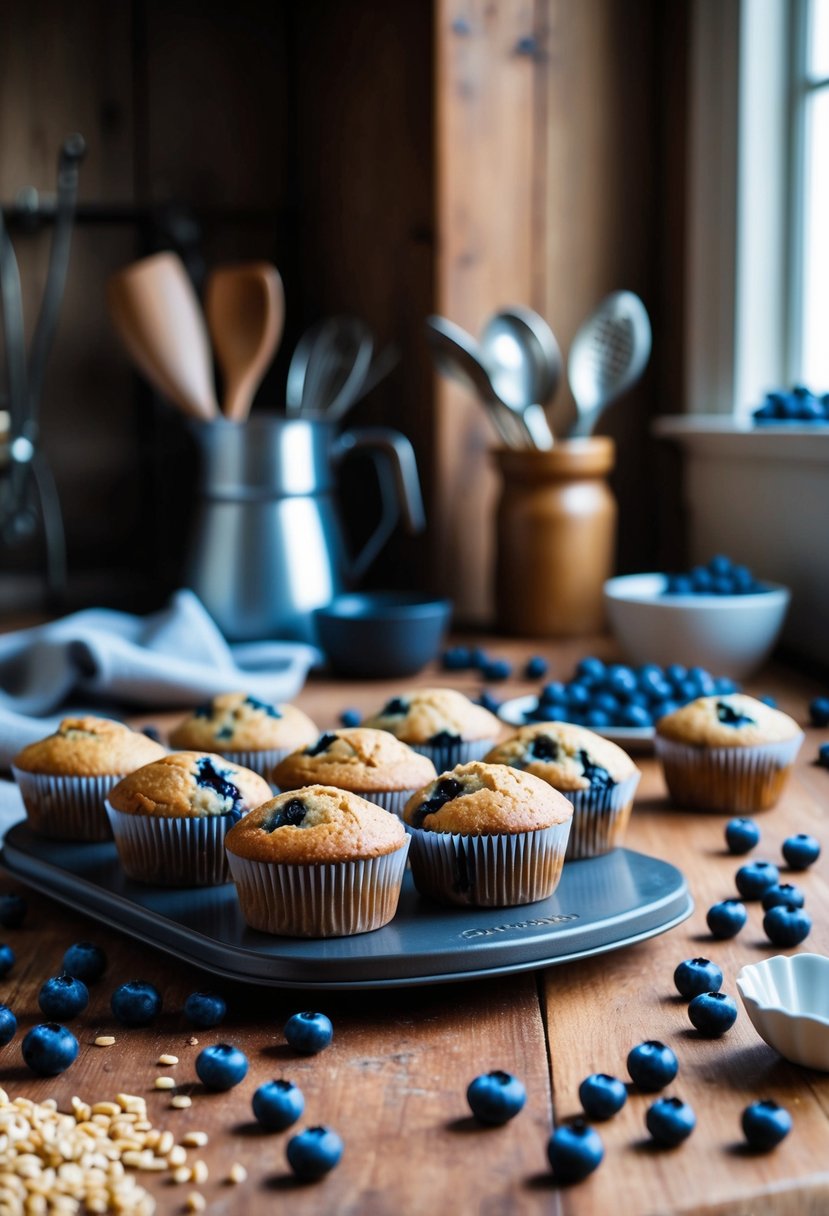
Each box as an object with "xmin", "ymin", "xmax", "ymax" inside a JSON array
[{"xmin": 480, "ymin": 306, "xmax": 559, "ymax": 449}]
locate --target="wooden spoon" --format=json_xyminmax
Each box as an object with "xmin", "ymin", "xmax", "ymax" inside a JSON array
[
  {"xmin": 107, "ymin": 251, "xmax": 218, "ymax": 421},
  {"xmin": 205, "ymin": 262, "xmax": 285, "ymax": 422}
]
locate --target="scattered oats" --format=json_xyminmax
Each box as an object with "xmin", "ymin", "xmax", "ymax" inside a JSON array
[
  {"xmin": 186, "ymin": 1193, "xmax": 206, "ymax": 1212},
  {"xmin": 181, "ymin": 1132, "xmax": 208, "ymax": 1148},
  {"xmin": 94, "ymin": 1036, "xmax": 116, "ymax": 1047},
  {"xmin": 170, "ymin": 1096, "xmax": 192, "ymax": 1110},
  {"xmin": 153, "ymin": 1077, "xmax": 176, "ymax": 1091},
  {"xmin": 186, "ymin": 1037, "xmax": 199, "ymax": 1046},
  {"xmin": 172, "ymin": 1166, "xmax": 191, "ymax": 1184},
  {"xmin": 228, "ymin": 1162, "xmax": 247, "ymax": 1184},
  {"xmin": 157, "ymin": 1054, "xmax": 178, "ymax": 1067},
  {"xmin": 191, "ymin": 1160, "xmax": 208, "ymax": 1185},
  {"xmin": 91, "ymin": 1102, "xmax": 121, "ymax": 1118},
  {"xmin": 167, "ymin": 1145, "xmax": 187, "ymax": 1167}
]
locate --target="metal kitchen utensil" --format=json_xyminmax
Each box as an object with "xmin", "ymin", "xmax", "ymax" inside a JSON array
[
  {"xmin": 205, "ymin": 261, "xmax": 284, "ymax": 422},
  {"xmin": 107, "ymin": 251, "xmax": 219, "ymax": 421},
  {"xmin": 299, "ymin": 316, "xmax": 373, "ymax": 417},
  {"xmin": 480, "ymin": 306, "xmax": 559, "ymax": 448},
  {"xmin": 568, "ymin": 291, "xmax": 652, "ymax": 437},
  {"xmin": 326, "ymin": 340, "xmax": 401, "ymax": 420}
]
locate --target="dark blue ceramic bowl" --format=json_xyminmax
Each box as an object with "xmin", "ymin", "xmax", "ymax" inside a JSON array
[{"xmin": 314, "ymin": 592, "xmax": 452, "ymax": 678}]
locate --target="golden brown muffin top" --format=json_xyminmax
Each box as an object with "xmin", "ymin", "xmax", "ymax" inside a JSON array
[
  {"xmin": 107, "ymin": 751, "xmax": 271, "ymax": 819},
  {"xmin": 484, "ymin": 721, "xmax": 638, "ymax": 792},
  {"xmin": 225, "ymin": 785, "xmax": 407, "ymax": 864},
  {"xmin": 13, "ymin": 716, "xmax": 166, "ymax": 778},
  {"xmin": 361, "ymin": 687, "xmax": 501, "ymax": 746},
  {"xmin": 655, "ymin": 694, "xmax": 801, "ymax": 748},
  {"xmin": 272, "ymin": 727, "xmax": 437, "ymax": 793},
  {"xmin": 169, "ymin": 693, "xmax": 318, "ymax": 752},
  {"xmin": 402, "ymin": 760, "xmax": 573, "ymax": 835}
]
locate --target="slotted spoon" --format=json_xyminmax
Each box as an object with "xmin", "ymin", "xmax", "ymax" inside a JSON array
[{"xmin": 568, "ymin": 291, "xmax": 652, "ymax": 437}]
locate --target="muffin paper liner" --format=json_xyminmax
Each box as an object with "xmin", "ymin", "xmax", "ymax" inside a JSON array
[
  {"xmin": 12, "ymin": 768, "xmax": 119, "ymax": 842},
  {"xmin": 211, "ymin": 747, "xmax": 292, "ymax": 789},
  {"xmin": 405, "ymin": 820, "xmax": 571, "ymax": 908},
  {"xmin": 359, "ymin": 788, "xmax": 419, "ymax": 818},
  {"xmin": 565, "ymin": 771, "xmax": 641, "ymax": 859},
  {"xmin": 226, "ymin": 838, "xmax": 410, "ymax": 938},
  {"xmin": 654, "ymin": 732, "xmax": 804, "ymax": 812},
  {"xmin": 105, "ymin": 802, "xmax": 232, "ymax": 886},
  {"xmin": 410, "ymin": 737, "xmax": 496, "ymax": 773}
]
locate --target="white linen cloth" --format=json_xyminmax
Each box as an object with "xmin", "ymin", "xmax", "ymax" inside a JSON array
[{"xmin": 0, "ymin": 589, "xmax": 320, "ymax": 769}]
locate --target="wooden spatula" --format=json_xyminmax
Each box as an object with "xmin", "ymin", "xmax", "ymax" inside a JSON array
[{"xmin": 205, "ymin": 262, "xmax": 285, "ymax": 422}]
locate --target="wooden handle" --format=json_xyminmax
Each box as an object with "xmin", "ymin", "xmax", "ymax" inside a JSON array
[{"xmin": 205, "ymin": 261, "xmax": 285, "ymax": 422}]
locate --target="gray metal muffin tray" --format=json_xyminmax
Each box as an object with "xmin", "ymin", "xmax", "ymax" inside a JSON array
[{"xmin": 1, "ymin": 824, "xmax": 692, "ymax": 990}]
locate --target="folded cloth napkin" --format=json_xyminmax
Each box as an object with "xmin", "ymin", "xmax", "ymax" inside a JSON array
[{"xmin": 0, "ymin": 589, "xmax": 321, "ymax": 768}]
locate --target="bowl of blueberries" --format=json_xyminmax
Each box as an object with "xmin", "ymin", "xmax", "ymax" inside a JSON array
[{"xmin": 603, "ymin": 555, "xmax": 790, "ymax": 679}]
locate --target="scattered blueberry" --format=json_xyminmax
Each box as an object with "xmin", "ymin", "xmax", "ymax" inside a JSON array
[
  {"xmin": 688, "ymin": 991, "xmax": 738, "ymax": 1037},
  {"xmin": 0, "ymin": 944, "xmax": 15, "ymax": 978},
  {"xmin": 725, "ymin": 818, "xmax": 760, "ymax": 855},
  {"xmin": 252, "ymin": 1079, "xmax": 305, "ymax": 1131},
  {"xmin": 477, "ymin": 690, "xmax": 501, "ymax": 714},
  {"xmin": 62, "ymin": 942, "xmax": 107, "ymax": 984},
  {"xmin": 38, "ymin": 974, "xmax": 89, "ymax": 1021},
  {"xmin": 706, "ymin": 899, "xmax": 748, "ymax": 939},
  {"xmin": 758, "ymin": 694, "xmax": 777, "ymax": 708},
  {"xmin": 578, "ymin": 1073, "xmax": 627, "ymax": 1121},
  {"xmin": 646, "ymin": 1097, "xmax": 696, "ymax": 1146},
  {"xmin": 735, "ymin": 860, "xmax": 780, "ymax": 900},
  {"xmin": 466, "ymin": 1070, "xmax": 526, "ymax": 1124},
  {"xmin": 441, "ymin": 646, "xmax": 472, "ymax": 671},
  {"xmin": 0, "ymin": 1004, "xmax": 17, "ymax": 1047},
  {"xmin": 741, "ymin": 1100, "xmax": 792, "ymax": 1150},
  {"xmin": 0, "ymin": 893, "xmax": 27, "ymax": 929},
  {"xmin": 195, "ymin": 1043, "xmax": 249, "ymax": 1091},
  {"xmin": 481, "ymin": 658, "xmax": 512, "ymax": 682},
  {"xmin": 21, "ymin": 1023, "xmax": 78, "ymax": 1076},
  {"xmin": 286, "ymin": 1126, "xmax": 343, "ymax": 1181},
  {"xmin": 761, "ymin": 883, "xmax": 805, "ymax": 911},
  {"xmin": 524, "ymin": 655, "xmax": 549, "ymax": 680},
  {"xmin": 809, "ymin": 696, "xmax": 829, "ymax": 727},
  {"xmin": 184, "ymin": 991, "xmax": 227, "ymax": 1028},
  {"xmin": 141, "ymin": 725, "xmax": 162, "ymax": 742},
  {"xmin": 469, "ymin": 647, "xmax": 490, "ymax": 670},
  {"xmin": 338, "ymin": 707, "xmax": 362, "ymax": 728},
  {"xmin": 284, "ymin": 1011, "xmax": 333, "ymax": 1054},
  {"xmin": 781, "ymin": 833, "xmax": 820, "ymax": 870},
  {"xmin": 546, "ymin": 1120, "xmax": 604, "ymax": 1183},
  {"xmin": 818, "ymin": 742, "xmax": 829, "ymax": 769},
  {"xmin": 673, "ymin": 958, "xmax": 723, "ymax": 1000},
  {"xmin": 110, "ymin": 981, "xmax": 162, "ymax": 1027},
  {"xmin": 626, "ymin": 1041, "xmax": 678, "ymax": 1091},
  {"xmin": 763, "ymin": 905, "xmax": 812, "ymax": 947}
]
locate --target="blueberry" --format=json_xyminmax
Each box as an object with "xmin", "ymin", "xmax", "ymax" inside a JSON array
[
  {"xmin": 605, "ymin": 665, "xmax": 637, "ymax": 696},
  {"xmin": 141, "ymin": 725, "xmax": 162, "ymax": 742},
  {"xmin": 338, "ymin": 707, "xmax": 362, "ymax": 728},
  {"xmin": 286, "ymin": 1126, "xmax": 343, "ymax": 1181},
  {"xmin": 195, "ymin": 1043, "xmax": 249, "ymax": 1091},
  {"xmin": 626, "ymin": 1041, "xmax": 678, "ymax": 1091},
  {"xmin": 0, "ymin": 944, "xmax": 15, "ymax": 978},
  {"xmin": 673, "ymin": 958, "xmax": 723, "ymax": 1000},
  {"xmin": 575, "ymin": 657, "xmax": 606, "ymax": 684},
  {"xmin": 184, "ymin": 991, "xmax": 227, "ymax": 1028},
  {"xmin": 584, "ymin": 710, "xmax": 611, "ymax": 729},
  {"xmin": 469, "ymin": 647, "xmax": 490, "ymax": 670},
  {"xmin": 758, "ymin": 694, "xmax": 777, "ymax": 708},
  {"xmin": 477, "ymin": 690, "xmax": 501, "ymax": 714},
  {"xmin": 741, "ymin": 1099, "xmax": 792, "ymax": 1150},
  {"xmin": 0, "ymin": 893, "xmax": 27, "ymax": 929},
  {"xmin": 761, "ymin": 883, "xmax": 805, "ymax": 911},
  {"xmin": 441, "ymin": 646, "xmax": 472, "ymax": 671},
  {"xmin": 646, "ymin": 1096, "xmax": 696, "ymax": 1146},
  {"xmin": 713, "ymin": 676, "xmax": 740, "ymax": 695},
  {"xmin": 38, "ymin": 974, "xmax": 89, "ymax": 1021},
  {"xmin": 252, "ymin": 1079, "xmax": 305, "ymax": 1131},
  {"xmin": 706, "ymin": 899, "xmax": 747, "ymax": 939},
  {"xmin": 540, "ymin": 681, "xmax": 567, "ymax": 704},
  {"xmin": 567, "ymin": 684, "xmax": 591, "ymax": 709},
  {"xmin": 621, "ymin": 704, "xmax": 653, "ymax": 728},
  {"xmin": 481, "ymin": 659, "xmax": 512, "ymax": 682},
  {"xmin": 592, "ymin": 692, "xmax": 620, "ymax": 715},
  {"xmin": 546, "ymin": 1120, "xmax": 604, "ymax": 1183},
  {"xmin": 763, "ymin": 905, "xmax": 812, "ymax": 947},
  {"xmin": 466, "ymin": 1070, "xmax": 526, "ymax": 1125},
  {"xmin": 781, "ymin": 833, "xmax": 820, "ymax": 870},
  {"xmin": 524, "ymin": 656, "xmax": 548, "ymax": 679},
  {"xmin": 688, "ymin": 991, "xmax": 738, "ymax": 1037},
  {"xmin": 0, "ymin": 1004, "xmax": 17, "ymax": 1046},
  {"xmin": 110, "ymin": 981, "xmax": 162, "ymax": 1026},
  {"xmin": 809, "ymin": 696, "xmax": 829, "ymax": 727},
  {"xmin": 735, "ymin": 860, "xmax": 780, "ymax": 900},
  {"xmin": 284, "ymin": 1011, "xmax": 333, "ymax": 1054},
  {"xmin": 62, "ymin": 942, "xmax": 107, "ymax": 984},
  {"xmin": 578, "ymin": 1073, "xmax": 627, "ymax": 1121},
  {"xmin": 22, "ymin": 1023, "xmax": 78, "ymax": 1075},
  {"xmin": 725, "ymin": 817, "xmax": 760, "ymax": 855},
  {"xmin": 819, "ymin": 742, "xmax": 829, "ymax": 769}
]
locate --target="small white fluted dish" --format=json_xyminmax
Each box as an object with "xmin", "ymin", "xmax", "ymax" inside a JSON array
[{"xmin": 737, "ymin": 953, "xmax": 829, "ymax": 1071}]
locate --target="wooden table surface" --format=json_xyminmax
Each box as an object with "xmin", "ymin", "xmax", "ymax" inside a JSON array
[{"xmin": 2, "ymin": 637, "xmax": 828, "ymax": 1215}]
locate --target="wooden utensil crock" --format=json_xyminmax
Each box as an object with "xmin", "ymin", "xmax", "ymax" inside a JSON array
[{"xmin": 493, "ymin": 438, "xmax": 616, "ymax": 636}]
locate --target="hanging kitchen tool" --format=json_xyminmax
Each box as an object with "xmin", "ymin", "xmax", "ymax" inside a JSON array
[
  {"xmin": 480, "ymin": 306, "xmax": 560, "ymax": 448},
  {"xmin": 205, "ymin": 261, "xmax": 284, "ymax": 422},
  {"xmin": 567, "ymin": 291, "xmax": 652, "ymax": 437}
]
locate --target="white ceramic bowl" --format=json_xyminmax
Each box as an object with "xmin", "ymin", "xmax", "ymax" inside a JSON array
[
  {"xmin": 737, "ymin": 953, "xmax": 829, "ymax": 1071},
  {"xmin": 603, "ymin": 573, "xmax": 790, "ymax": 679}
]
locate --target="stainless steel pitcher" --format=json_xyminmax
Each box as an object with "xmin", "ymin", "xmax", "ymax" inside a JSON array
[{"xmin": 185, "ymin": 417, "xmax": 425, "ymax": 642}]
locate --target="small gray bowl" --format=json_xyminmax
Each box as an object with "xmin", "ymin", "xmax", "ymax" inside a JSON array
[{"xmin": 315, "ymin": 592, "xmax": 452, "ymax": 678}]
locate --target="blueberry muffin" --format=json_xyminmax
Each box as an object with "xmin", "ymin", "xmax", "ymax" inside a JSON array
[
  {"xmin": 168, "ymin": 693, "xmax": 318, "ymax": 781},
  {"xmin": 106, "ymin": 751, "xmax": 272, "ymax": 886},
  {"xmin": 654, "ymin": 694, "xmax": 803, "ymax": 812},
  {"xmin": 401, "ymin": 760, "xmax": 573, "ymax": 907},
  {"xmin": 362, "ymin": 688, "xmax": 501, "ymax": 769},
  {"xmin": 225, "ymin": 785, "xmax": 410, "ymax": 937},
  {"xmin": 271, "ymin": 727, "xmax": 437, "ymax": 815},
  {"xmin": 484, "ymin": 722, "xmax": 640, "ymax": 858},
  {"xmin": 11, "ymin": 716, "xmax": 166, "ymax": 841}
]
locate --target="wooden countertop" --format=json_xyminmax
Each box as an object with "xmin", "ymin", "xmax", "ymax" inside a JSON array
[{"xmin": 2, "ymin": 638, "xmax": 828, "ymax": 1215}]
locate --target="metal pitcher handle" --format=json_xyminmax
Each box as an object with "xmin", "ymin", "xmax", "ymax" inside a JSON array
[{"xmin": 331, "ymin": 426, "xmax": 426, "ymax": 583}]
